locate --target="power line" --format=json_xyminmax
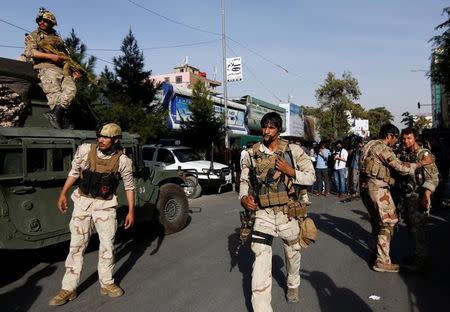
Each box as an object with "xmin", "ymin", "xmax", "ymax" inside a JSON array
[
  {"xmin": 227, "ymin": 45, "xmax": 283, "ymax": 103},
  {"xmin": 87, "ymin": 39, "xmax": 220, "ymax": 51},
  {"xmin": 126, "ymin": 0, "xmax": 220, "ymax": 36},
  {"xmin": 0, "ymin": 18, "xmax": 31, "ymax": 33}
]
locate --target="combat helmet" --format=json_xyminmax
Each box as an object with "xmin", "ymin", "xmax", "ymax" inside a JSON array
[
  {"xmin": 97, "ymin": 123, "xmax": 122, "ymax": 138},
  {"xmin": 36, "ymin": 7, "xmax": 57, "ymax": 26}
]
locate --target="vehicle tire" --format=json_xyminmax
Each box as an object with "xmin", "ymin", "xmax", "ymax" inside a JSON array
[
  {"xmin": 157, "ymin": 183, "xmax": 189, "ymax": 234},
  {"xmin": 184, "ymin": 175, "xmax": 202, "ymax": 199}
]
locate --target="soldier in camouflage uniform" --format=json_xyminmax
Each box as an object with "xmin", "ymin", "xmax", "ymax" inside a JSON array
[
  {"xmin": 23, "ymin": 8, "xmax": 79, "ymax": 129},
  {"xmin": 49, "ymin": 123, "xmax": 135, "ymax": 306},
  {"xmin": 398, "ymin": 127, "xmax": 439, "ymax": 272},
  {"xmin": 359, "ymin": 124, "xmax": 431, "ymax": 273},
  {"xmin": 240, "ymin": 112, "xmax": 315, "ymax": 312}
]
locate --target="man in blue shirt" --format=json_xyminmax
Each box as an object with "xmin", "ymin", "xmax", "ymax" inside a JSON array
[{"xmin": 315, "ymin": 141, "xmax": 331, "ymax": 196}]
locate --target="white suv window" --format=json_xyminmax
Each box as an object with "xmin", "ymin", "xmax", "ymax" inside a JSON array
[
  {"xmin": 173, "ymin": 148, "xmax": 202, "ymax": 162},
  {"xmin": 142, "ymin": 147, "xmax": 155, "ymax": 161},
  {"xmin": 157, "ymin": 149, "xmax": 175, "ymax": 164}
]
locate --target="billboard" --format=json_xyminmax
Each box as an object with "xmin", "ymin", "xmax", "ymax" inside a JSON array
[{"xmin": 226, "ymin": 57, "xmax": 243, "ymax": 82}]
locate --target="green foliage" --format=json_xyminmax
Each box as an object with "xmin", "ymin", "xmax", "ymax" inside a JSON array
[
  {"xmin": 180, "ymin": 81, "xmax": 225, "ymax": 151},
  {"xmin": 367, "ymin": 107, "xmax": 394, "ymax": 137},
  {"xmin": 401, "ymin": 111, "xmax": 431, "ymax": 131},
  {"xmin": 95, "ymin": 29, "xmax": 165, "ymax": 142},
  {"xmin": 429, "ymin": 7, "xmax": 450, "ymax": 91},
  {"xmin": 315, "ymin": 72, "xmax": 361, "ymax": 139},
  {"xmin": 63, "ymin": 30, "xmax": 99, "ymax": 129}
]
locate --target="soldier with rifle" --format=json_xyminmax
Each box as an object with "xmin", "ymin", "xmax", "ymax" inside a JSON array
[
  {"xmin": 23, "ymin": 7, "xmax": 81, "ymax": 129},
  {"xmin": 239, "ymin": 112, "xmax": 315, "ymax": 312},
  {"xmin": 398, "ymin": 127, "xmax": 439, "ymax": 273}
]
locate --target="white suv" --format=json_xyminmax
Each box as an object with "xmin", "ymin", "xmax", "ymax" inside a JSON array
[{"xmin": 142, "ymin": 144, "xmax": 232, "ymax": 198}]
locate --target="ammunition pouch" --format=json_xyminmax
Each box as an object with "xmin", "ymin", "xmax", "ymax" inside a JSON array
[
  {"xmin": 287, "ymin": 198, "xmax": 307, "ymax": 218},
  {"xmin": 362, "ymin": 158, "xmax": 393, "ymax": 185},
  {"xmin": 298, "ymin": 217, "xmax": 318, "ymax": 248},
  {"xmin": 79, "ymin": 169, "xmax": 120, "ymax": 200}
]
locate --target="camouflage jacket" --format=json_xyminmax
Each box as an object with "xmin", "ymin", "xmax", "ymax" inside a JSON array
[
  {"xmin": 239, "ymin": 139, "xmax": 315, "ymax": 200},
  {"xmin": 24, "ymin": 29, "xmax": 67, "ymax": 70},
  {"xmin": 360, "ymin": 139, "xmax": 418, "ymax": 188},
  {"xmin": 400, "ymin": 147, "xmax": 440, "ymax": 193}
]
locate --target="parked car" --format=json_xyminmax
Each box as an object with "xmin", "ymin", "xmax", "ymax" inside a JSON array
[{"xmin": 142, "ymin": 144, "xmax": 232, "ymax": 198}]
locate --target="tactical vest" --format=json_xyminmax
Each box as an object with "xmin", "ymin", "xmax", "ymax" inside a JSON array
[
  {"xmin": 399, "ymin": 147, "xmax": 430, "ymax": 193},
  {"xmin": 78, "ymin": 144, "xmax": 123, "ymax": 200},
  {"xmin": 360, "ymin": 140, "xmax": 393, "ymax": 184},
  {"xmin": 30, "ymin": 30, "xmax": 67, "ymax": 67},
  {"xmin": 249, "ymin": 140, "xmax": 294, "ymax": 208}
]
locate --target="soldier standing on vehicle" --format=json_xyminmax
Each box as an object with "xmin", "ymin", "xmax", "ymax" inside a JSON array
[
  {"xmin": 23, "ymin": 7, "xmax": 80, "ymax": 129},
  {"xmin": 359, "ymin": 124, "xmax": 431, "ymax": 273},
  {"xmin": 239, "ymin": 112, "xmax": 315, "ymax": 311},
  {"xmin": 49, "ymin": 123, "xmax": 135, "ymax": 306},
  {"xmin": 399, "ymin": 127, "xmax": 439, "ymax": 273}
]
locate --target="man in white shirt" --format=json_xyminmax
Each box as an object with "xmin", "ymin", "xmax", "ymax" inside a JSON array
[{"xmin": 333, "ymin": 140, "xmax": 348, "ymax": 197}]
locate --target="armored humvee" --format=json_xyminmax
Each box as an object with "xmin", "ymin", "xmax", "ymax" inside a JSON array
[{"xmin": 0, "ymin": 57, "xmax": 189, "ymax": 249}]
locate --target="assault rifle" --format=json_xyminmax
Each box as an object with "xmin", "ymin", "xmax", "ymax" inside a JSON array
[{"xmin": 235, "ymin": 164, "xmax": 259, "ymax": 256}]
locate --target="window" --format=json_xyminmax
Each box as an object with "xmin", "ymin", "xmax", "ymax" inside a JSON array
[
  {"xmin": 173, "ymin": 148, "xmax": 202, "ymax": 162},
  {"xmin": 26, "ymin": 148, "xmax": 73, "ymax": 173},
  {"xmin": 175, "ymin": 76, "xmax": 182, "ymax": 83},
  {"xmin": 142, "ymin": 147, "xmax": 155, "ymax": 161},
  {"xmin": 27, "ymin": 149, "xmax": 46, "ymax": 172},
  {"xmin": 0, "ymin": 149, "xmax": 23, "ymax": 176},
  {"xmin": 156, "ymin": 149, "xmax": 175, "ymax": 164}
]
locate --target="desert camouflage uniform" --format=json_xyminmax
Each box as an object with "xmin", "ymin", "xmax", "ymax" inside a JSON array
[
  {"xmin": 61, "ymin": 143, "xmax": 134, "ymax": 291},
  {"xmin": 239, "ymin": 139, "xmax": 315, "ymax": 312},
  {"xmin": 399, "ymin": 147, "xmax": 439, "ymax": 264},
  {"xmin": 360, "ymin": 139, "xmax": 419, "ymax": 265},
  {"xmin": 0, "ymin": 84, "xmax": 27, "ymax": 127},
  {"xmin": 23, "ymin": 29, "xmax": 76, "ymax": 110}
]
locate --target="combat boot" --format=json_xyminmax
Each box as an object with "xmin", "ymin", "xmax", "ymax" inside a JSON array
[
  {"xmin": 48, "ymin": 289, "xmax": 77, "ymax": 306},
  {"xmin": 373, "ymin": 261, "xmax": 399, "ymax": 273},
  {"xmin": 44, "ymin": 106, "xmax": 66, "ymax": 129},
  {"xmin": 100, "ymin": 283, "xmax": 124, "ymax": 297},
  {"xmin": 286, "ymin": 287, "xmax": 299, "ymax": 303}
]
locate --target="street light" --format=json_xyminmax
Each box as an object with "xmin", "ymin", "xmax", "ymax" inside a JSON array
[{"xmin": 417, "ymin": 102, "xmax": 432, "ymax": 109}]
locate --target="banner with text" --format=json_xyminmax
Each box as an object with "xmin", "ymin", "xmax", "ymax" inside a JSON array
[{"xmin": 226, "ymin": 57, "xmax": 243, "ymax": 82}]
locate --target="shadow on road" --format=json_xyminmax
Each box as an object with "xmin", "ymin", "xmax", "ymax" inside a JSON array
[
  {"xmin": 396, "ymin": 208, "xmax": 450, "ymax": 312},
  {"xmin": 228, "ymin": 228, "xmax": 254, "ymax": 312},
  {"xmin": 311, "ymin": 212, "xmax": 373, "ymax": 266},
  {"xmin": 302, "ymin": 269, "xmax": 373, "ymax": 311},
  {"xmin": 0, "ymin": 264, "xmax": 57, "ymax": 312}
]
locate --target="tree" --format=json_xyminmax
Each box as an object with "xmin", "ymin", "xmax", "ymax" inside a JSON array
[
  {"xmin": 429, "ymin": 7, "xmax": 450, "ymax": 91},
  {"xmin": 63, "ymin": 29, "xmax": 99, "ymax": 129},
  {"xmin": 401, "ymin": 112, "xmax": 432, "ymax": 131},
  {"xmin": 367, "ymin": 107, "xmax": 394, "ymax": 137},
  {"xmin": 180, "ymin": 80, "xmax": 225, "ymax": 152},
  {"xmin": 315, "ymin": 72, "xmax": 361, "ymax": 139},
  {"xmin": 112, "ymin": 29, "xmax": 155, "ymax": 106},
  {"xmin": 95, "ymin": 29, "xmax": 166, "ymax": 142}
]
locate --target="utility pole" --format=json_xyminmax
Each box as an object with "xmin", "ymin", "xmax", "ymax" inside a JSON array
[{"xmin": 221, "ymin": 0, "xmax": 229, "ymax": 150}]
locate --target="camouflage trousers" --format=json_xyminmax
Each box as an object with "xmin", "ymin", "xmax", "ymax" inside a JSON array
[
  {"xmin": 0, "ymin": 84, "xmax": 27, "ymax": 127},
  {"xmin": 61, "ymin": 191, "xmax": 117, "ymax": 291},
  {"xmin": 251, "ymin": 209, "xmax": 301, "ymax": 312},
  {"xmin": 360, "ymin": 184, "xmax": 398, "ymax": 264},
  {"xmin": 402, "ymin": 193, "xmax": 428, "ymax": 261},
  {"xmin": 37, "ymin": 67, "xmax": 76, "ymax": 110}
]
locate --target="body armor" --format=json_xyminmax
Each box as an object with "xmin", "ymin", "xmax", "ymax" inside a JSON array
[
  {"xmin": 249, "ymin": 140, "xmax": 294, "ymax": 208},
  {"xmin": 78, "ymin": 144, "xmax": 122, "ymax": 200}
]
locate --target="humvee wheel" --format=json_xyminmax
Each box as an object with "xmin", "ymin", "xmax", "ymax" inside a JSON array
[
  {"xmin": 157, "ymin": 183, "xmax": 189, "ymax": 234},
  {"xmin": 184, "ymin": 175, "xmax": 202, "ymax": 199}
]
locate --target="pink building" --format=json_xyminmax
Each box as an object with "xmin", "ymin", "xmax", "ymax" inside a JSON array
[{"xmin": 150, "ymin": 62, "xmax": 221, "ymax": 93}]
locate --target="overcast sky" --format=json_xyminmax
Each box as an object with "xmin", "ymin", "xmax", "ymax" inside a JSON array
[{"xmin": 1, "ymin": 0, "xmax": 448, "ymax": 126}]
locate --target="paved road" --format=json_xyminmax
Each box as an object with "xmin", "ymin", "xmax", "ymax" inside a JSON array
[{"xmin": 1, "ymin": 190, "xmax": 450, "ymax": 312}]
